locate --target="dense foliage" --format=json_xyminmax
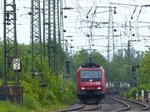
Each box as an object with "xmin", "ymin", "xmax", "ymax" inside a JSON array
[
  {"xmin": 0, "ymin": 42, "xmax": 76, "ymax": 111},
  {"xmin": 139, "ymin": 49, "xmax": 150, "ymax": 89},
  {"xmin": 107, "ymin": 49, "xmax": 142, "ymax": 83},
  {"xmin": 140, "ymin": 50, "xmax": 150, "ymax": 83},
  {"xmin": 0, "ymin": 38, "xmax": 150, "ymax": 111},
  {"xmin": 71, "ymin": 49, "xmax": 108, "ymax": 83}
]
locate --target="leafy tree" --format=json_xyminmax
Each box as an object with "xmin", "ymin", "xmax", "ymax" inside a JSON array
[
  {"xmin": 140, "ymin": 50, "xmax": 150, "ymax": 85},
  {"xmin": 107, "ymin": 48, "xmax": 143, "ymax": 84},
  {"xmin": 71, "ymin": 49, "xmax": 107, "ymax": 83}
]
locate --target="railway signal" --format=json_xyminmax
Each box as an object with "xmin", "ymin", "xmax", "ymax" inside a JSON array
[
  {"xmin": 132, "ymin": 64, "xmax": 140, "ymax": 100},
  {"xmin": 65, "ymin": 61, "xmax": 70, "ymax": 74}
]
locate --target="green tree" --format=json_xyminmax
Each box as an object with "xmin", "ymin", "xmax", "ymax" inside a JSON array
[
  {"xmin": 107, "ymin": 48, "xmax": 142, "ymax": 84},
  {"xmin": 71, "ymin": 49, "xmax": 107, "ymax": 83},
  {"xmin": 140, "ymin": 50, "xmax": 150, "ymax": 85}
]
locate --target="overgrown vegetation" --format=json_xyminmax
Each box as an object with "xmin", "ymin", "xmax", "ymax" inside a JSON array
[
  {"xmin": 0, "ymin": 42, "xmax": 76, "ymax": 111},
  {"xmin": 0, "ymin": 39, "xmax": 150, "ymax": 111},
  {"xmin": 22, "ymin": 73, "xmax": 76, "ymax": 111},
  {"xmin": 0, "ymin": 101, "xmax": 30, "ymax": 112}
]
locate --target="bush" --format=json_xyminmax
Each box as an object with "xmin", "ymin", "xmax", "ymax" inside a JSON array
[
  {"xmin": 21, "ymin": 69, "xmax": 77, "ymax": 111},
  {"xmin": 23, "ymin": 94, "xmax": 42, "ymax": 110},
  {"xmin": 127, "ymin": 87, "xmax": 137, "ymax": 99}
]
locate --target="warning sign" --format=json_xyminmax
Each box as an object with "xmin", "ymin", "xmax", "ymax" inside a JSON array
[{"xmin": 13, "ymin": 59, "xmax": 21, "ymax": 71}]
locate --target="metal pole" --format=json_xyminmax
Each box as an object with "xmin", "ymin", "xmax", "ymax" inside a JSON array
[
  {"xmin": 31, "ymin": 0, "xmax": 34, "ymax": 76},
  {"xmin": 3, "ymin": 0, "xmax": 19, "ymax": 85},
  {"xmin": 43, "ymin": 0, "xmax": 45, "ymax": 59},
  {"xmin": 31, "ymin": 0, "xmax": 43, "ymax": 78},
  {"xmin": 137, "ymin": 76, "xmax": 139, "ymax": 100},
  {"xmin": 137, "ymin": 67, "xmax": 140, "ymax": 100},
  {"xmin": 53, "ymin": 0, "xmax": 56, "ymax": 71},
  {"xmin": 57, "ymin": 0, "xmax": 61, "ymax": 72},
  {"xmin": 48, "ymin": 0, "xmax": 52, "ymax": 68},
  {"xmin": 3, "ymin": 0, "xmax": 7, "ymax": 85},
  {"xmin": 13, "ymin": 0, "xmax": 19, "ymax": 84}
]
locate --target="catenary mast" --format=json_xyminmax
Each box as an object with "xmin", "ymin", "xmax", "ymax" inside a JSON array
[
  {"xmin": 108, "ymin": 3, "xmax": 115, "ymax": 61},
  {"xmin": 3, "ymin": 0, "xmax": 19, "ymax": 84},
  {"xmin": 30, "ymin": 0, "xmax": 43, "ymax": 79},
  {"xmin": 43, "ymin": 0, "xmax": 62, "ymax": 72}
]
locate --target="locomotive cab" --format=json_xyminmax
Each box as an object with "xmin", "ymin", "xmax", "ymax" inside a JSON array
[{"xmin": 77, "ymin": 63, "xmax": 105, "ymax": 102}]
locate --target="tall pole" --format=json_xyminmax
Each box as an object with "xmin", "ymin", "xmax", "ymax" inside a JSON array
[
  {"xmin": 60, "ymin": 0, "xmax": 64, "ymax": 71},
  {"xmin": 127, "ymin": 40, "xmax": 131, "ymax": 63},
  {"xmin": 3, "ymin": 0, "xmax": 19, "ymax": 85},
  {"xmin": 43, "ymin": 0, "xmax": 45, "ymax": 59},
  {"xmin": 31, "ymin": 0, "xmax": 43, "ymax": 79},
  {"xmin": 108, "ymin": 3, "xmax": 115, "ymax": 61},
  {"xmin": 43, "ymin": 0, "xmax": 63, "ymax": 73},
  {"xmin": 53, "ymin": 0, "xmax": 56, "ymax": 71},
  {"xmin": 48, "ymin": 0, "xmax": 52, "ymax": 69},
  {"xmin": 43, "ymin": 0, "xmax": 52, "ymax": 69},
  {"xmin": 49, "ymin": 0, "xmax": 61, "ymax": 72},
  {"xmin": 57, "ymin": 0, "xmax": 61, "ymax": 71}
]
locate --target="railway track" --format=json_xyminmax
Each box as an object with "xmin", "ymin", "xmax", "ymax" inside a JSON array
[
  {"xmin": 81, "ymin": 103, "xmax": 101, "ymax": 111},
  {"xmin": 107, "ymin": 96, "xmax": 149, "ymax": 111},
  {"xmin": 55, "ymin": 101, "xmax": 101, "ymax": 112},
  {"xmin": 56, "ymin": 96, "xmax": 149, "ymax": 112}
]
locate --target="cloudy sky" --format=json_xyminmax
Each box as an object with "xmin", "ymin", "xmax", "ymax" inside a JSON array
[{"xmin": 1, "ymin": 0, "xmax": 150, "ymax": 58}]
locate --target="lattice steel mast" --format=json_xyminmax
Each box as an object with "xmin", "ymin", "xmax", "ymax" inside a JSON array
[
  {"xmin": 50, "ymin": 0, "xmax": 61, "ymax": 71},
  {"xmin": 59, "ymin": 0, "xmax": 64, "ymax": 70},
  {"xmin": 108, "ymin": 4, "xmax": 115, "ymax": 61},
  {"xmin": 43, "ymin": 0, "xmax": 63, "ymax": 72},
  {"xmin": 57, "ymin": 0, "xmax": 61, "ymax": 71},
  {"xmin": 3, "ymin": 0, "xmax": 19, "ymax": 85},
  {"xmin": 43, "ymin": 0, "xmax": 52, "ymax": 69},
  {"xmin": 30, "ymin": 0, "xmax": 43, "ymax": 78}
]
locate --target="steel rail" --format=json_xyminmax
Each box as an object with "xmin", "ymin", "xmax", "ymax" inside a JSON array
[
  {"xmin": 118, "ymin": 97, "xmax": 149, "ymax": 111},
  {"xmin": 109, "ymin": 96, "xmax": 149, "ymax": 111},
  {"xmin": 108, "ymin": 96, "xmax": 130, "ymax": 111},
  {"xmin": 55, "ymin": 103, "xmax": 84, "ymax": 112},
  {"xmin": 81, "ymin": 103, "xmax": 101, "ymax": 111}
]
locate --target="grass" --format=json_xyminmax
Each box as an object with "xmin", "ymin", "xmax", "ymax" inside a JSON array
[
  {"xmin": 0, "ymin": 100, "xmax": 70, "ymax": 112},
  {"xmin": 0, "ymin": 91, "xmax": 72, "ymax": 112},
  {"xmin": 0, "ymin": 101, "xmax": 30, "ymax": 112}
]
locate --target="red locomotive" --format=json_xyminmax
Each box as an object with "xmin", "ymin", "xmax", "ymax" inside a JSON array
[{"xmin": 77, "ymin": 62, "xmax": 105, "ymax": 103}]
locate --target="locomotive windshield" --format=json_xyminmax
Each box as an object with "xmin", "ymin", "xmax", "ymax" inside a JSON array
[{"xmin": 80, "ymin": 70, "xmax": 101, "ymax": 82}]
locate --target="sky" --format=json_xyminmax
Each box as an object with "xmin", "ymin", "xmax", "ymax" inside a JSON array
[
  {"xmin": 63, "ymin": 0, "xmax": 150, "ymax": 58},
  {"xmin": 1, "ymin": 0, "xmax": 150, "ymax": 58}
]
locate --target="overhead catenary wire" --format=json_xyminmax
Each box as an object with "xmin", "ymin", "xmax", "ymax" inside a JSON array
[{"xmin": 1, "ymin": 0, "xmax": 150, "ymax": 57}]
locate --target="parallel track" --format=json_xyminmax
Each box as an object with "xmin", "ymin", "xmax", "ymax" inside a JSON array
[
  {"xmin": 56, "ymin": 96, "xmax": 149, "ymax": 112},
  {"xmin": 108, "ymin": 96, "xmax": 149, "ymax": 111},
  {"xmin": 56, "ymin": 102, "xmax": 101, "ymax": 112},
  {"xmin": 81, "ymin": 103, "xmax": 101, "ymax": 111},
  {"xmin": 55, "ymin": 103, "xmax": 84, "ymax": 112}
]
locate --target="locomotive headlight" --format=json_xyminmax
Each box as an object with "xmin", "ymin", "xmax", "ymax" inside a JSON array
[
  {"xmin": 97, "ymin": 87, "xmax": 101, "ymax": 90},
  {"xmin": 81, "ymin": 87, "xmax": 86, "ymax": 90}
]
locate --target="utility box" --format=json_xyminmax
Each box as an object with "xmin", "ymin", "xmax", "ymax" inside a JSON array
[{"xmin": 0, "ymin": 85, "xmax": 23, "ymax": 104}]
